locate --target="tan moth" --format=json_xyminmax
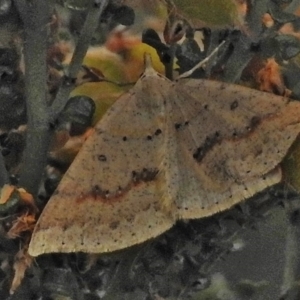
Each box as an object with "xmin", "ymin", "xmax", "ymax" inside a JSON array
[{"xmin": 29, "ymin": 56, "xmax": 300, "ymax": 256}]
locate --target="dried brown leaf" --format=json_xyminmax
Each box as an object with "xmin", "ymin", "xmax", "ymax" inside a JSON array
[
  {"xmin": 10, "ymin": 248, "xmax": 33, "ymax": 294},
  {"xmin": 7, "ymin": 212, "xmax": 36, "ymax": 239},
  {"xmin": 0, "ymin": 185, "xmax": 15, "ymax": 205}
]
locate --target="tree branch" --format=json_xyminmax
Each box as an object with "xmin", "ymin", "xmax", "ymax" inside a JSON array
[{"xmin": 14, "ymin": 0, "xmax": 51, "ymax": 195}]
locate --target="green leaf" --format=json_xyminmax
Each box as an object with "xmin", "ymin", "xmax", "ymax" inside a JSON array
[{"xmin": 172, "ymin": 0, "xmax": 239, "ymax": 26}]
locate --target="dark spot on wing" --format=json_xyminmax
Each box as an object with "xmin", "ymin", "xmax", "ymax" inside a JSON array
[
  {"xmin": 97, "ymin": 154, "xmax": 107, "ymax": 162},
  {"xmin": 230, "ymin": 100, "xmax": 238, "ymax": 110},
  {"xmin": 175, "ymin": 121, "xmax": 189, "ymax": 131},
  {"xmin": 155, "ymin": 129, "xmax": 162, "ymax": 135},
  {"xmin": 91, "ymin": 184, "xmax": 106, "ymax": 199},
  {"xmin": 232, "ymin": 130, "xmax": 238, "ymax": 138},
  {"xmin": 109, "ymin": 221, "xmax": 120, "ymax": 230},
  {"xmin": 132, "ymin": 168, "xmax": 159, "ymax": 183},
  {"xmin": 193, "ymin": 134, "xmax": 221, "ymax": 162},
  {"xmin": 250, "ymin": 116, "xmax": 261, "ymax": 129},
  {"xmin": 122, "ymin": 136, "xmax": 127, "ymax": 141},
  {"xmin": 246, "ymin": 116, "xmax": 261, "ymax": 131},
  {"xmin": 175, "ymin": 123, "xmax": 181, "ymax": 130}
]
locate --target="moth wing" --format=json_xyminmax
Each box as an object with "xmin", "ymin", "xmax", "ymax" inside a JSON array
[
  {"xmin": 29, "ymin": 72, "xmax": 175, "ymax": 256},
  {"xmin": 29, "ymin": 180, "xmax": 174, "ymax": 256},
  {"xmin": 170, "ymin": 79, "xmax": 300, "ymax": 219}
]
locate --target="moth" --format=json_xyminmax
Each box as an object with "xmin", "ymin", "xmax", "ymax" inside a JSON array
[{"xmin": 29, "ymin": 56, "xmax": 300, "ymax": 256}]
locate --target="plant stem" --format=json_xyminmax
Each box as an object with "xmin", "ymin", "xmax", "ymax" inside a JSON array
[
  {"xmin": 280, "ymin": 199, "xmax": 300, "ymax": 299},
  {"xmin": 14, "ymin": 0, "xmax": 51, "ymax": 195},
  {"xmin": 0, "ymin": 152, "xmax": 9, "ymax": 186}
]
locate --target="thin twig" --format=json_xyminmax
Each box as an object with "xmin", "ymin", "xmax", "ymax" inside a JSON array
[
  {"xmin": 177, "ymin": 40, "xmax": 226, "ymax": 79},
  {"xmin": 50, "ymin": 0, "xmax": 109, "ymax": 123}
]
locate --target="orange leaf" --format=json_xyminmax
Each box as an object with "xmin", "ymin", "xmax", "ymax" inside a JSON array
[
  {"xmin": 0, "ymin": 185, "xmax": 15, "ymax": 205},
  {"xmin": 17, "ymin": 188, "xmax": 37, "ymax": 212},
  {"xmin": 257, "ymin": 58, "xmax": 286, "ymax": 95}
]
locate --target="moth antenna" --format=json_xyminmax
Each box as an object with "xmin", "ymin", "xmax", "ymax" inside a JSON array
[{"xmin": 178, "ymin": 40, "xmax": 226, "ymax": 79}]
